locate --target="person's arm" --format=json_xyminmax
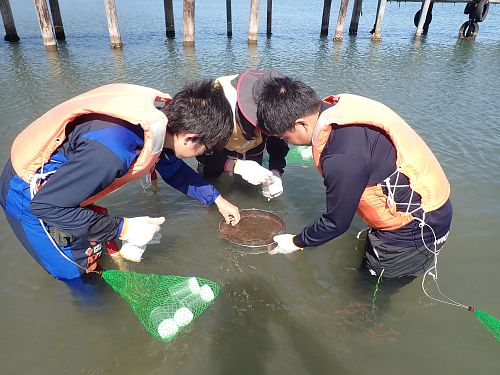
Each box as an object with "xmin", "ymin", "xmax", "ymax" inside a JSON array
[
  {"xmin": 266, "ymin": 136, "xmax": 289, "ymax": 175},
  {"xmin": 29, "ymin": 139, "xmax": 131, "ymax": 243},
  {"xmin": 155, "ymin": 149, "xmax": 220, "ymax": 205},
  {"xmin": 293, "ymin": 153, "xmax": 370, "ymax": 248}
]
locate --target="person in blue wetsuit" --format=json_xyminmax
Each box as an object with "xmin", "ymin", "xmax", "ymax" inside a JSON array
[{"xmin": 0, "ymin": 81, "xmax": 240, "ymax": 281}]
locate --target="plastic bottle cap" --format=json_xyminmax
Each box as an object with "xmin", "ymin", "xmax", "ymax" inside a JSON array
[
  {"xmin": 158, "ymin": 318, "xmax": 179, "ymax": 339},
  {"xmin": 199, "ymin": 284, "xmax": 215, "ymax": 302},
  {"xmin": 174, "ymin": 307, "xmax": 194, "ymax": 326}
]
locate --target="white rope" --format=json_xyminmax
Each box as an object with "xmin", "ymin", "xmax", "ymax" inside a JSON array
[
  {"xmin": 356, "ymin": 227, "xmax": 370, "ymax": 240},
  {"xmin": 140, "ymin": 173, "xmax": 152, "ymax": 191},
  {"xmin": 382, "ymin": 167, "xmax": 467, "ymax": 310},
  {"xmin": 416, "ymin": 215, "xmax": 468, "ymax": 310}
]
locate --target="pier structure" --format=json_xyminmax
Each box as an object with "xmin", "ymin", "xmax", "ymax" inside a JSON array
[{"xmin": 0, "ymin": 0, "xmax": 497, "ymax": 49}]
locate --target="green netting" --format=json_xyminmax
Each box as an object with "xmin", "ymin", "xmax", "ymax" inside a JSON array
[
  {"xmin": 102, "ymin": 270, "xmax": 221, "ymax": 342},
  {"xmin": 474, "ymin": 309, "xmax": 500, "ymax": 342},
  {"xmin": 285, "ymin": 146, "xmax": 313, "ymax": 165},
  {"xmin": 263, "ymin": 146, "xmax": 314, "ymax": 166}
]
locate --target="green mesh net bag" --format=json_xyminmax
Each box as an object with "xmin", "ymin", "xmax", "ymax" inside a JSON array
[
  {"xmin": 285, "ymin": 146, "xmax": 314, "ymax": 165},
  {"xmin": 473, "ymin": 309, "xmax": 500, "ymax": 342},
  {"xmin": 102, "ymin": 270, "xmax": 221, "ymax": 342},
  {"xmin": 263, "ymin": 146, "xmax": 314, "ymax": 166}
]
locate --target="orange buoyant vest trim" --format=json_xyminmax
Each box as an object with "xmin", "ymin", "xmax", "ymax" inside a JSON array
[
  {"xmin": 312, "ymin": 94, "xmax": 450, "ymax": 231},
  {"xmin": 215, "ymin": 75, "xmax": 263, "ymax": 153},
  {"xmin": 11, "ymin": 83, "xmax": 171, "ymax": 206}
]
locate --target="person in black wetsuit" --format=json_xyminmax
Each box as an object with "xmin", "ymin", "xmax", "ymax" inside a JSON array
[{"xmin": 256, "ymin": 75, "xmax": 452, "ymax": 280}]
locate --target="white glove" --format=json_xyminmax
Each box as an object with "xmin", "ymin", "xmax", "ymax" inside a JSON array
[
  {"xmin": 119, "ymin": 216, "xmax": 165, "ymax": 246},
  {"xmin": 262, "ymin": 170, "xmax": 283, "ymax": 199},
  {"xmin": 233, "ymin": 160, "xmax": 273, "ymax": 185},
  {"xmin": 119, "ymin": 216, "xmax": 165, "ymax": 262},
  {"xmin": 119, "ymin": 243, "xmax": 146, "ymax": 263},
  {"xmin": 269, "ymin": 234, "xmax": 302, "ymax": 255}
]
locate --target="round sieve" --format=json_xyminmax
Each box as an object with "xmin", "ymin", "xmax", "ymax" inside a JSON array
[{"xmin": 219, "ymin": 209, "xmax": 286, "ymax": 253}]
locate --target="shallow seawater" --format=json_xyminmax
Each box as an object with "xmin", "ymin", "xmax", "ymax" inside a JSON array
[{"xmin": 0, "ymin": 1, "xmax": 499, "ymax": 374}]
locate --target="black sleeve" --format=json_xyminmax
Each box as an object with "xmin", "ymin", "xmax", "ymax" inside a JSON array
[
  {"xmin": 266, "ymin": 136, "xmax": 289, "ymax": 175},
  {"xmin": 29, "ymin": 139, "xmax": 128, "ymax": 243},
  {"xmin": 294, "ymin": 153, "xmax": 370, "ymax": 248}
]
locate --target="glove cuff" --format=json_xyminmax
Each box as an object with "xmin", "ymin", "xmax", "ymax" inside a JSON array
[{"xmin": 118, "ymin": 218, "xmax": 129, "ymax": 240}]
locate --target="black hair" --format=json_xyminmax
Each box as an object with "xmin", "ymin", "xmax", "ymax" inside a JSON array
[
  {"xmin": 256, "ymin": 76, "xmax": 322, "ymax": 135},
  {"xmin": 161, "ymin": 79, "xmax": 233, "ymax": 149}
]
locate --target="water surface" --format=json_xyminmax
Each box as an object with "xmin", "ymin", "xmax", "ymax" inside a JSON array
[{"xmin": 1, "ymin": 1, "xmax": 499, "ymax": 374}]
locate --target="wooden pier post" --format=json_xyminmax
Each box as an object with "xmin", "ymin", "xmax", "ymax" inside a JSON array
[
  {"xmin": 48, "ymin": 0, "xmax": 65, "ymax": 40},
  {"xmin": 320, "ymin": 0, "xmax": 332, "ymax": 36},
  {"xmin": 164, "ymin": 0, "xmax": 175, "ymax": 38},
  {"xmin": 248, "ymin": 0, "xmax": 260, "ymax": 43},
  {"xmin": 183, "ymin": 0, "xmax": 195, "ymax": 45},
  {"xmin": 333, "ymin": 0, "xmax": 350, "ymax": 41},
  {"xmin": 349, "ymin": 0, "xmax": 363, "ymax": 35},
  {"xmin": 226, "ymin": 0, "xmax": 232, "ymax": 37},
  {"xmin": 371, "ymin": 0, "xmax": 387, "ymax": 41},
  {"xmin": 34, "ymin": 0, "xmax": 57, "ymax": 48},
  {"xmin": 0, "ymin": 0, "xmax": 19, "ymax": 42},
  {"xmin": 103, "ymin": 0, "xmax": 122, "ymax": 48},
  {"xmin": 266, "ymin": 0, "xmax": 272, "ymax": 37},
  {"xmin": 415, "ymin": 0, "xmax": 432, "ymax": 36}
]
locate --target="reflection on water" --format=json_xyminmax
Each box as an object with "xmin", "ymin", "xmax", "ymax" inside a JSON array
[{"xmin": 1, "ymin": 0, "xmax": 500, "ymax": 374}]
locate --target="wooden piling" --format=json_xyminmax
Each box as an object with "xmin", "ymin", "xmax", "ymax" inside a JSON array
[
  {"xmin": 371, "ymin": 0, "xmax": 387, "ymax": 41},
  {"xmin": 320, "ymin": 0, "xmax": 332, "ymax": 36},
  {"xmin": 103, "ymin": 0, "xmax": 122, "ymax": 48},
  {"xmin": 183, "ymin": 0, "xmax": 195, "ymax": 45},
  {"xmin": 248, "ymin": 0, "xmax": 260, "ymax": 43},
  {"xmin": 0, "ymin": 0, "xmax": 19, "ymax": 42},
  {"xmin": 349, "ymin": 0, "xmax": 363, "ymax": 35},
  {"xmin": 415, "ymin": 0, "xmax": 432, "ymax": 36},
  {"xmin": 266, "ymin": 0, "xmax": 272, "ymax": 37},
  {"xmin": 226, "ymin": 0, "xmax": 232, "ymax": 37},
  {"xmin": 163, "ymin": 0, "xmax": 175, "ymax": 38},
  {"xmin": 333, "ymin": 0, "xmax": 350, "ymax": 41},
  {"xmin": 34, "ymin": 0, "xmax": 56, "ymax": 48},
  {"xmin": 48, "ymin": 0, "xmax": 65, "ymax": 40}
]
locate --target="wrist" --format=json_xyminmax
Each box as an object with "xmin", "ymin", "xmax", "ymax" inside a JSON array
[
  {"xmin": 224, "ymin": 158, "xmax": 238, "ymax": 174},
  {"xmin": 270, "ymin": 169, "xmax": 281, "ymax": 177},
  {"xmin": 118, "ymin": 218, "xmax": 128, "ymax": 240},
  {"xmin": 214, "ymin": 195, "xmax": 223, "ymax": 206},
  {"xmin": 292, "ymin": 235, "xmax": 304, "ymax": 249}
]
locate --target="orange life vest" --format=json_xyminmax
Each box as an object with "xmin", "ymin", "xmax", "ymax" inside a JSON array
[
  {"xmin": 11, "ymin": 83, "xmax": 171, "ymax": 206},
  {"xmin": 215, "ymin": 75, "xmax": 263, "ymax": 153},
  {"xmin": 312, "ymin": 94, "xmax": 450, "ymax": 231}
]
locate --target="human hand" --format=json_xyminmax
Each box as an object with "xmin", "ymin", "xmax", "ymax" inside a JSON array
[
  {"xmin": 119, "ymin": 216, "xmax": 165, "ymax": 246},
  {"xmin": 269, "ymin": 234, "xmax": 302, "ymax": 254},
  {"xmin": 119, "ymin": 243, "xmax": 147, "ymax": 262},
  {"xmin": 233, "ymin": 160, "xmax": 273, "ymax": 185},
  {"xmin": 215, "ymin": 195, "xmax": 240, "ymax": 225},
  {"xmin": 262, "ymin": 170, "xmax": 283, "ymax": 199}
]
